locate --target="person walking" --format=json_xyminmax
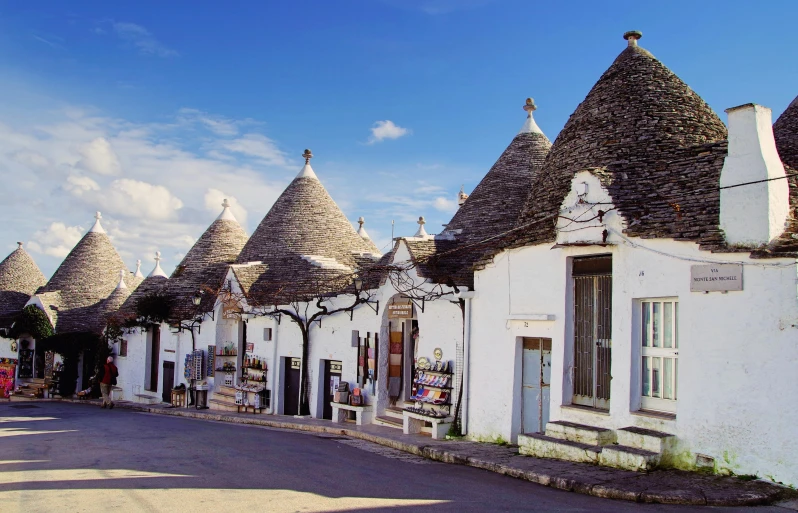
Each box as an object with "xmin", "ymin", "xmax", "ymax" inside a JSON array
[{"xmin": 99, "ymin": 356, "xmax": 118, "ymax": 409}]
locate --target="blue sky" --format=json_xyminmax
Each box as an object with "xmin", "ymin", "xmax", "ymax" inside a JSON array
[{"xmin": 0, "ymin": 0, "xmax": 796, "ymax": 277}]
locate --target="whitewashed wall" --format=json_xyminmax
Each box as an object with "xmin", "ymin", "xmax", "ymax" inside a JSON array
[{"xmin": 467, "ymin": 233, "xmax": 798, "ymax": 486}]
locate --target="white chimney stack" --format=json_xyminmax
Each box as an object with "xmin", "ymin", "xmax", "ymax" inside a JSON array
[{"xmin": 720, "ymin": 103, "xmax": 789, "ymax": 246}]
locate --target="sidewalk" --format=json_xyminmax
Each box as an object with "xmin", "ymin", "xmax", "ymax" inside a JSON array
[{"xmin": 40, "ymin": 398, "xmax": 796, "ymax": 506}]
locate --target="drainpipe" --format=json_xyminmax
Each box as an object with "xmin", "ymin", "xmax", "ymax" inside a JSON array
[
  {"xmin": 459, "ymin": 290, "xmax": 476, "ymax": 435},
  {"xmin": 269, "ymin": 316, "xmax": 279, "ymax": 414}
]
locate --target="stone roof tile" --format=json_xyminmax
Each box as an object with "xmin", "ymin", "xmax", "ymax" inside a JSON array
[
  {"xmin": 775, "ymin": 95, "xmax": 798, "ymax": 170},
  {"xmin": 0, "ymin": 243, "xmax": 47, "ymax": 327}
]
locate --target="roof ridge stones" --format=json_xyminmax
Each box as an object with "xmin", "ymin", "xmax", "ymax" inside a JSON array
[
  {"xmin": 774, "ymin": 95, "xmax": 798, "ymax": 170},
  {"xmin": 165, "ymin": 200, "xmax": 248, "ymax": 318},
  {"xmin": 511, "ymin": 31, "xmax": 728, "ymax": 249},
  {"xmin": 235, "ymin": 150, "xmax": 379, "ymax": 304},
  {"xmin": 0, "ymin": 243, "xmax": 47, "ymax": 328}
]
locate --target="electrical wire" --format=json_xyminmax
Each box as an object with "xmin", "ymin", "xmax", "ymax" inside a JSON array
[{"xmin": 719, "ymin": 173, "xmax": 798, "ymax": 190}]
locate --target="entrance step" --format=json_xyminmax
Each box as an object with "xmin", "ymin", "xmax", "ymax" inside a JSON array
[
  {"xmin": 616, "ymin": 426, "xmax": 675, "ymax": 454},
  {"xmin": 214, "ymin": 387, "xmax": 237, "ymax": 399},
  {"xmin": 209, "ymin": 398, "xmax": 243, "ymax": 412},
  {"xmin": 385, "ymin": 407, "xmax": 404, "ymax": 420},
  {"xmin": 599, "ymin": 444, "xmax": 661, "ymax": 472},
  {"xmin": 545, "ymin": 420, "xmax": 616, "ymax": 446},
  {"xmin": 373, "ymin": 415, "xmax": 403, "ymax": 429},
  {"xmin": 518, "ymin": 433, "xmax": 602, "ymax": 464}
]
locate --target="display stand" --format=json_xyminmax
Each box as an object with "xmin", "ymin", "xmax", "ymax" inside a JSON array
[
  {"xmin": 330, "ymin": 402, "xmax": 373, "ymax": 425},
  {"xmin": 235, "ymin": 353, "xmax": 267, "ymax": 414},
  {"xmin": 403, "ymin": 359, "xmax": 454, "ymax": 439}
]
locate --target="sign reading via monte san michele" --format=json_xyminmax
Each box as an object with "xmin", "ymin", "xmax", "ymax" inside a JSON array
[{"xmin": 690, "ymin": 264, "xmax": 743, "ymax": 292}]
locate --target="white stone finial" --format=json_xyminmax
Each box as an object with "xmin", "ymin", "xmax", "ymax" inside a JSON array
[
  {"xmin": 148, "ymin": 251, "xmax": 168, "ymax": 278},
  {"xmin": 296, "ymin": 148, "xmax": 318, "ymax": 179},
  {"xmin": 519, "ymin": 98, "xmax": 544, "ymax": 135},
  {"xmin": 217, "ymin": 197, "xmax": 238, "ymax": 221},
  {"xmin": 115, "ymin": 269, "xmax": 128, "ymax": 290},
  {"xmin": 414, "ymin": 216, "xmax": 429, "ymax": 238},
  {"xmin": 134, "ymin": 259, "xmax": 144, "ymax": 278},
  {"xmin": 89, "ymin": 211, "xmax": 106, "ymax": 233},
  {"xmin": 458, "ymin": 185, "xmax": 469, "ymax": 207},
  {"xmin": 357, "ymin": 216, "xmax": 371, "ymax": 241},
  {"xmin": 16, "ymin": 242, "xmax": 23, "ymax": 249}
]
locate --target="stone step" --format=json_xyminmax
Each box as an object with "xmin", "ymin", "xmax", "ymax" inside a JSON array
[
  {"xmin": 214, "ymin": 388, "xmax": 236, "ymax": 399},
  {"xmin": 616, "ymin": 426, "xmax": 675, "ymax": 454},
  {"xmin": 208, "ymin": 399, "xmax": 241, "ymax": 412},
  {"xmin": 373, "ymin": 415, "xmax": 403, "ymax": 429},
  {"xmin": 518, "ymin": 433, "xmax": 602, "ymax": 464},
  {"xmin": 545, "ymin": 420, "xmax": 616, "ymax": 446},
  {"xmin": 385, "ymin": 407, "xmax": 404, "ymax": 420},
  {"xmin": 599, "ymin": 444, "xmax": 661, "ymax": 472}
]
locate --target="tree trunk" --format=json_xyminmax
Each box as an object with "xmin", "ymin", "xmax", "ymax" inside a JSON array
[{"xmin": 299, "ymin": 323, "xmax": 311, "ymax": 416}]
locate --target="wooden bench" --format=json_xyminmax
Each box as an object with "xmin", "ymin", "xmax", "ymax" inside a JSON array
[
  {"xmin": 330, "ymin": 402, "xmax": 373, "ymax": 426},
  {"xmin": 403, "ymin": 410, "xmax": 453, "ymax": 440}
]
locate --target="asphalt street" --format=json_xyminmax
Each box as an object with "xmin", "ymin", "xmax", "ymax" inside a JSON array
[{"xmin": 0, "ymin": 402, "xmax": 792, "ymax": 513}]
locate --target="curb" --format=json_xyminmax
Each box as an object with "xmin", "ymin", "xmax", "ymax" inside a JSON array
[{"xmin": 43, "ymin": 399, "xmax": 792, "ymax": 506}]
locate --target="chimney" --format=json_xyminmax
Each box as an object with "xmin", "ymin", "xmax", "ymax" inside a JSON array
[{"xmin": 720, "ymin": 104, "xmax": 789, "ymax": 246}]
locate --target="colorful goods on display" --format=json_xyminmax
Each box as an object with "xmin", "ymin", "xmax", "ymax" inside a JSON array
[
  {"xmin": 405, "ymin": 356, "xmax": 453, "ymax": 419},
  {"xmin": 0, "ymin": 358, "xmax": 17, "ymax": 398},
  {"xmin": 388, "ymin": 330, "xmax": 402, "ymax": 399}
]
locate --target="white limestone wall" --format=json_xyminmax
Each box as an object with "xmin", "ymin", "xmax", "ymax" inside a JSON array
[
  {"xmin": 467, "ymin": 238, "xmax": 798, "ymax": 485},
  {"xmin": 113, "ymin": 329, "xmax": 147, "ymax": 401}
]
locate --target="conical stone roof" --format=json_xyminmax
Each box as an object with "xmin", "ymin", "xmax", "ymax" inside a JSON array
[
  {"xmin": 0, "ymin": 243, "xmax": 47, "ymax": 328},
  {"xmin": 36, "ymin": 212, "xmax": 136, "ymax": 333},
  {"xmin": 512, "ymin": 31, "xmax": 728, "ymax": 248},
  {"xmin": 236, "ymin": 150, "xmax": 380, "ymax": 303},
  {"xmin": 775, "ymin": 95, "xmax": 798, "ymax": 170},
  {"xmin": 165, "ymin": 200, "xmax": 248, "ymax": 318},
  {"xmin": 443, "ymin": 98, "xmax": 552, "ymax": 244}
]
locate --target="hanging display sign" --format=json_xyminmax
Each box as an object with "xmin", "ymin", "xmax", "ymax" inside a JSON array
[
  {"xmin": 329, "ymin": 361, "xmax": 342, "ymax": 374},
  {"xmin": 388, "ymin": 300, "xmax": 413, "ymax": 319},
  {"xmin": 290, "ymin": 358, "xmax": 301, "ymax": 370},
  {"xmin": 222, "ymin": 303, "xmax": 242, "ymax": 320},
  {"xmin": 690, "ymin": 264, "xmax": 743, "ymax": 292}
]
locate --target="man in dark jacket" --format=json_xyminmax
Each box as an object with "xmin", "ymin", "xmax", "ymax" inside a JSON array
[{"xmin": 98, "ymin": 356, "xmax": 118, "ymax": 409}]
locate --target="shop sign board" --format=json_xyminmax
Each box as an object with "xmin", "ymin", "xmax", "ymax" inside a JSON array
[
  {"xmin": 690, "ymin": 264, "xmax": 743, "ymax": 292},
  {"xmin": 388, "ymin": 300, "xmax": 413, "ymax": 319},
  {"xmin": 222, "ymin": 303, "xmax": 241, "ymax": 320},
  {"xmin": 330, "ymin": 361, "xmax": 342, "ymax": 374},
  {"xmin": 290, "ymin": 358, "xmax": 301, "ymax": 370}
]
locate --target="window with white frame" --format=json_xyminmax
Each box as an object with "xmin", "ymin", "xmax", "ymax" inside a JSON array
[{"xmin": 640, "ymin": 299, "xmax": 678, "ymax": 413}]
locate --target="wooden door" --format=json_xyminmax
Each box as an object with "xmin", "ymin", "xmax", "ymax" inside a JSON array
[
  {"xmin": 283, "ymin": 358, "xmax": 301, "ymax": 416},
  {"xmin": 162, "ymin": 361, "xmax": 175, "ymax": 403},
  {"xmin": 147, "ymin": 326, "xmax": 160, "ymax": 392},
  {"xmin": 522, "ymin": 338, "xmax": 552, "ymax": 434}
]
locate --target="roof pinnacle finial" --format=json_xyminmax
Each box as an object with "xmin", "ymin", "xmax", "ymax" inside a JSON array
[
  {"xmin": 519, "ymin": 97, "xmax": 544, "ymax": 135},
  {"xmin": 357, "ymin": 216, "xmax": 372, "ymax": 241},
  {"xmin": 217, "ymin": 197, "xmax": 238, "ymax": 221},
  {"xmin": 458, "ymin": 185, "xmax": 469, "ymax": 207},
  {"xmin": 16, "ymin": 242, "xmax": 23, "ymax": 249},
  {"xmin": 89, "ymin": 210, "xmax": 106, "ymax": 234},
  {"xmin": 623, "ymin": 30, "xmax": 642, "ymax": 47},
  {"xmin": 134, "ymin": 259, "xmax": 144, "ymax": 278},
  {"xmin": 148, "ymin": 250, "xmax": 168, "ymax": 278},
  {"xmin": 296, "ymin": 148, "xmax": 318, "ymax": 179},
  {"xmin": 414, "ymin": 216, "xmax": 429, "ymax": 238},
  {"xmin": 115, "ymin": 269, "xmax": 128, "ymax": 290}
]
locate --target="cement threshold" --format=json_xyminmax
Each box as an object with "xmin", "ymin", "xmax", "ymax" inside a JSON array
[{"xmin": 21, "ymin": 398, "xmax": 797, "ymax": 506}]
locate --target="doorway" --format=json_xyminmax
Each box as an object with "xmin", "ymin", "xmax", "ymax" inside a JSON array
[
  {"xmin": 146, "ymin": 326, "xmax": 160, "ymax": 392},
  {"xmin": 521, "ymin": 338, "xmax": 552, "ymax": 434},
  {"xmin": 322, "ymin": 360, "xmax": 342, "ymax": 420},
  {"xmin": 162, "ymin": 361, "xmax": 175, "ymax": 403},
  {"xmin": 283, "ymin": 357, "xmax": 301, "ymax": 416},
  {"xmin": 572, "ymin": 256, "xmax": 612, "ymax": 410}
]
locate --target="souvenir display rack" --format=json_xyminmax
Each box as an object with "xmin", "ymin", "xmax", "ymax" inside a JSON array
[
  {"xmin": 405, "ymin": 359, "xmax": 453, "ymax": 419},
  {"xmin": 235, "ymin": 353, "xmax": 267, "ymax": 413}
]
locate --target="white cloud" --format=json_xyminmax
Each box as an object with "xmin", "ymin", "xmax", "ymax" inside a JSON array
[
  {"xmin": 204, "ymin": 189, "xmax": 248, "ymax": 225},
  {"xmin": 433, "ymin": 196, "xmax": 458, "ymax": 213},
  {"xmin": 0, "ymin": 104, "xmax": 288, "ymax": 276},
  {"xmin": 178, "ymin": 108, "xmax": 241, "ymax": 137},
  {"xmin": 217, "ymin": 134, "xmax": 290, "ymax": 166},
  {"xmin": 76, "ymin": 137, "xmax": 122, "ymax": 175},
  {"xmin": 27, "ymin": 222, "xmax": 84, "ymax": 258},
  {"xmin": 368, "ymin": 120, "xmax": 411, "ymax": 144},
  {"xmin": 113, "ymin": 22, "xmax": 178, "ymax": 58}
]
